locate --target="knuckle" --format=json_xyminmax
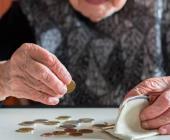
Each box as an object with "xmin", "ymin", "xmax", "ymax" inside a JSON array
[
  {"xmin": 143, "ymin": 77, "xmax": 168, "ymax": 91},
  {"xmin": 21, "ymin": 43, "xmax": 33, "ymax": 50},
  {"xmin": 41, "ymin": 70, "xmax": 51, "ymax": 83},
  {"xmin": 162, "ymin": 91, "xmax": 170, "ymax": 103},
  {"xmin": 47, "ymin": 54, "xmax": 56, "ymax": 68}
]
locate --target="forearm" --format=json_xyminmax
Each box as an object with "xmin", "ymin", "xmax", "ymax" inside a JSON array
[{"xmin": 0, "ymin": 61, "xmax": 9, "ymax": 101}]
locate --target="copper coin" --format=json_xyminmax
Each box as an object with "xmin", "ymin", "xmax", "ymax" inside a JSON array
[
  {"xmin": 67, "ymin": 80, "xmax": 76, "ymax": 94},
  {"xmin": 64, "ymin": 128, "xmax": 77, "ymax": 133},
  {"xmin": 53, "ymin": 131, "xmax": 67, "ymax": 135},
  {"xmin": 78, "ymin": 129, "xmax": 93, "ymax": 134},
  {"xmin": 60, "ymin": 124, "xmax": 77, "ymax": 129},
  {"xmin": 40, "ymin": 132, "xmax": 53, "ymax": 137},
  {"xmin": 69, "ymin": 132, "xmax": 83, "ymax": 137},
  {"xmin": 16, "ymin": 128, "xmax": 34, "ymax": 133}
]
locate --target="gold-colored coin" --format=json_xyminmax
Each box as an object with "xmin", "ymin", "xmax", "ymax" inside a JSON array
[
  {"xmin": 78, "ymin": 129, "xmax": 93, "ymax": 134},
  {"xmin": 34, "ymin": 119, "xmax": 48, "ymax": 123},
  {"xmin": 64, "ymin": 128, "xmax": 77, "ymax": 133},
  {"xmin": 40, "ymin": 132, "xmax": 53, "ymax": 137},
  {"xmin": 53, "ymin": 130, "xmax": 67, "ymax": 135},
  {"xmin": 18, "ymin": 121, "xmax": 35, "ymax": 126},
  {"xmin": 69, "ymin": 132, "xmax": 83, "ymax": 137},
  {"xmin": 43, "ymin": 121, "xmax": 59, "ymax": 125},
  {"xmin": 56, "ymin": 116, "xmax": 71, "ymax": 120},
  {"xmin": 16, "ymin": 128, "xmax": 34, "ymax": 133},
  {"xmin": 67, "ymin": 80, "xmax": 76, "ymax": 94}
]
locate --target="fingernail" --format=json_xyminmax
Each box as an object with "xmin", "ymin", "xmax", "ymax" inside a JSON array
[
  {"xmin": 159, "ymin": 128, "xmax": 167, "ymax": 135},
  {"xmin": 60, "ymin": 85, "xmax": 67, "ymax": 95},
  {"xmin": 142, "ymin": 122, "xmax": 148, "ymax": 128},
  {"xmin": 48, "ymin": 97, "xmax": 59, "ymax": 105}
]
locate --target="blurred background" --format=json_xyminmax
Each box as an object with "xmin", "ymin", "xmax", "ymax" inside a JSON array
[{"xmin": 0, "ymin": 0, "xmax": 36, "ymax": 107}]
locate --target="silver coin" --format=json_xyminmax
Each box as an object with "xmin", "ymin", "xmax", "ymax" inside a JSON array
[
  {"xmin": 79, "ymin": 118, "xmax": 94, "ymax": 123},
  {"xmin": 18, "ymin": 121, "xmax": 35, "ymax": 126}
]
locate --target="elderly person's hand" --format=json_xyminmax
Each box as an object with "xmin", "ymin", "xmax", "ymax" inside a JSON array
[
  {"xmin": 69, "ymin": 0, "xmax": 127, "ymax": 22},
  {"xmin": 126, "ymin": 77, "xmax": 170, "ymax": 135},
  {"xmin": 0, "ymin": 43, "xmax": 72, "ymax": 105}
]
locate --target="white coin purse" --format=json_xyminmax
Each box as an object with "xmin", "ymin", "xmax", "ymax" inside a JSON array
[{"xmin": 106, "ymin": 96, "xmax": 159, "ymax": 140}]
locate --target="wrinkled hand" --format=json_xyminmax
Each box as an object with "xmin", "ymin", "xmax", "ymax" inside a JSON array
[
  {"xmin": 0, "ymin": 43, "xmax": 72, "ymax": 105},
  {"xmin": 126, "ymin": 77, "xmax": 170, "ymax": 135}
]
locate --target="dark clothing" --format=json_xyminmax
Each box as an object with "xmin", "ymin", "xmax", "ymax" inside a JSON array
[
  {"xmin": 0, "ymin": 2, "xmax": 35, "ymax": 60},
  {"xmin": 18, "ymin": 0, "xmax": 170, "ymax": 107}
]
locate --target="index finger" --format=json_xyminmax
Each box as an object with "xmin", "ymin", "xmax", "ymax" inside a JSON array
[{"xmin": 22, "ymin": 43, "xmax": 72, "ymax": 85}]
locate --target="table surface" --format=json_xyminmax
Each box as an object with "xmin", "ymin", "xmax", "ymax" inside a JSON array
[{"xmin": 0, "ymin": 108, "xmax": 169, "ymax": 140}]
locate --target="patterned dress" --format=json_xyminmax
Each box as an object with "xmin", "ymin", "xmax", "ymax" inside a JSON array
[{"xmin": 19, "ymin": 0, "xmax": 170, "ymax": 107}]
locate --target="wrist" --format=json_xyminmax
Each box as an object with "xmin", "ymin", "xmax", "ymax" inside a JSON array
[{"xmin": 0, "ymin": 61, "xmax": 10, "ymax": 101}]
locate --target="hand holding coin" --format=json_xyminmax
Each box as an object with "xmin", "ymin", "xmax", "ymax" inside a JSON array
[{"xmin": 0, "ymin": 43, "xmax": 75, "ymax": 105}]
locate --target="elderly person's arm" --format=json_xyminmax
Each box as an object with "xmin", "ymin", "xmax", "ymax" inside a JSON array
[
  {"xmin": 126, "ymin": 77, "xmax": 170, "ymax": 135},
  {"xmin": 0, "ymin": 43, "xmax": 72, "ymax": 105}
]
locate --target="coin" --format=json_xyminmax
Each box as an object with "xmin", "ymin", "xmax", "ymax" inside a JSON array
[
  {"xmin": 43, "ymin": 121, "xmax": 59, "ymax": 125},
  {"xmin": 60, "ymin": 124, "xmax": 77, "ymax": 129},
  {"xmin": 18, "ymin": 121, "xmax": 35, "ymax": 126},
  {"xmin": 56, "ymin": 116, "xmax": 71, "ymax": 120},
  {"xmin": 34, "ymin": 119, "xmax": 48, "ymax": 123},
  {"xmin": 78, "ymin": 129, "xmax": 93, "ymax": 134},
  {"xmin": 79, "ymin": 118, "xmax": 94, "ymax": 123},
  {"xmin": 92, "ymin": 123, "xmax": 108, "ymax": 128},
  {"xmin": 69, "ymin": 132, "xmax": 83, "ymax": 137},
  {"xmin": 63, "ymin": 120, "xmax": 79, "ymax": 125},
  {"xmin": 64, "ymin": 128, "xmax": 77, "ymax": 133},
  {"xmin": 16, "ymin": 128, "xmax": 34, "ymax": 133},
  {"xmin": 40, "ymin": 132, "xmax": 53, "ymax": 137},
  {"xmin": 67, "ymin": 80, "xmax": 76, "ymax": 94},
  {"xmin": 53, "ymin": 130, "xmax": 67, "ymax": 135}
]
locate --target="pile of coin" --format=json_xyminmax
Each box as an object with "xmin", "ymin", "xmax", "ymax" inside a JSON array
[{"xmin": 16, "ymin": 114, "xmax": 114, "ymax": 138}]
